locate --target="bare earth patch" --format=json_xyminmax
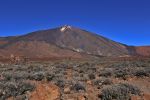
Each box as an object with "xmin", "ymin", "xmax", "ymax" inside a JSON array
[{"xmin": 29, "ymin": 82, "xmax": 60, "ymax": 100}]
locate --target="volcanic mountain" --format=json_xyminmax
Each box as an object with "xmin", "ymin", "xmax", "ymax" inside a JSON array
[{"xmin": 0, "ymin": 25, "xmax": 149, "ymax": 58}]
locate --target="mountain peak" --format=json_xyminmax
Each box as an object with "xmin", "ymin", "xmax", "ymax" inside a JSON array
[
  {"xmin": 60, "ymin": 25, "xmax": 72, "ymax": 32},
  {"xmin": 1, "ymin": 25, "xmax": 149, "ymax": 58}
]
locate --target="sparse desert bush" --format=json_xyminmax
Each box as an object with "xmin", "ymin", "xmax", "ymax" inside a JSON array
[
  {"xmin": 17, "ymin": 82, "xmax": 35, "ymax": 95},
  {"xmin": 145, "ymin": 67, "xmax": 150, "ymax": 75},
  {"xmin": 77, "ymin": 62, "xmax": 95, "ymax": 74},
  {"xmin": 13, "ymin": 72, "xmax": 30, "ymax": 80},
  {"xmin": 94, "ymin": 78, "xmax": 112, "ymax": 86},
  {"xmin": 114, "ymin": 69, "xmax": 129, "ymax": 79},
  {"xmin": 46, "ymin": 73, "xmax": 55, "ymax": 81},
  {"xmin": 100, "ymin": 83, "xmax": 141, "ymax": 100},
  {"xmin": 72, "ymin": 72, "xmax": 88, "ymax": 81},
  {"xmin": 98, "ymin": 60, "xmax": 150, "ymax": 78},
  {"xmin": 2, "ymin": 73, "xmax": 12, "ymax": 81},
  {"xmin": 0, "ymin": 59, "xmax": 149, "ymax": 100},
  {"xmin": 71, "ymin": 82, "xmax": 86, "ymax": 92},
  {"xmin": 28, "ymin": 65, "xmax": 45, "ymax": 72},
  {"xmin": 134, "ymin": 70, "xmax": 149, "ymax": 77},
  {"xmin": 55, "ymin": 80, "xmax": 65, "ymax": 88},
  {"xmin": 79, "ymin": 69, "xmax": 84, "ymax": 73},
  {"xmin": 0, "ymin": 81, "xmax": 35, "ymax": 100},
  {"xmin": 99, "ymin": 70, "xmax": 112, "ymax": 77},
  {"xmin": 29, "ymin": 72, "xmax": 45, "ymax": 81},
  {"xmin": 108, "ymin": 61, "xmax": 150, "ymax": 68},
  {"xmin": 73, "ymin": 72, "xmax": 80, "ymax": 77},
  {"xmin": 88, "ymin": 73, "xmax": 95, "ymax": 80},
  {"xmin": 2, "ymin": 71, "xmax": 30, "ymax": 81}
]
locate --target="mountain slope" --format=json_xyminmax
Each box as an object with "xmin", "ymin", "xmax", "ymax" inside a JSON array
[
  {"xmin": 133, "ymin": 46, "xmax": 150, "ymax": 56},
  {"xmin": 0, "ymin": 41, "xmax": 85, "ymax": 58},
  {"xmin": 0, "ymin": 25, "xmax": 149, "ymax": 58}
]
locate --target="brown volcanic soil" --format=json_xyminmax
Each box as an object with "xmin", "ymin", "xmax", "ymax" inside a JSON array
[
  {"xmin": 0, "ymin": 25, "xmax": 130, "ymax": 58},
  {"xmin": 0, "ymin": 41, "xmax": 84, "ymax": 58},
  {"xmin": 29, "ymin": 82, "xmax": 60, "ymax": 100},
  {"xmin": 0, "ymin": 41, "xmax": 8, "ymax": 45},
  {"xmin": 135, "ymin": 46, "xmax": 150, "ymax": 56},
  {"xmin": 0, "ymin": 25, "xmax": 149, "ymax": 58}
]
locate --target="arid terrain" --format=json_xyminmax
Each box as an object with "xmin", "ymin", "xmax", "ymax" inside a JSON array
[
  {"xmin": 0, "ymin": 26, "xmax": 150, "ymax": 100},
  {"xmin": 0, "ymin": 25, "xmax": 150, "ymax": 58},
  {"xmin": 0, "ymin": 57, "xmax": 150, "ymax": 100}
]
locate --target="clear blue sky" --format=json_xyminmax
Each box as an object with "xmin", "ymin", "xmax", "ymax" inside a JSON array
[{"xmin": 0, "ymin": 0, "xmax": 149, "ymax": 46}]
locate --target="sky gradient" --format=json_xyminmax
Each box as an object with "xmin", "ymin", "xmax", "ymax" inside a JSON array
[{"xmin": 0, "ymin": 0, "xmax": 149, "ymax": 46}]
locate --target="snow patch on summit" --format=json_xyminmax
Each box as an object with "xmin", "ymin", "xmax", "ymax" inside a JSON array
[{"xmin": 60, "ymin": 25, "xmax": 72, "ymax": 32}]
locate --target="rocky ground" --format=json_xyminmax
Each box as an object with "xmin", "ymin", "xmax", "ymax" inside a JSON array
[{"xmin": 0, "ymin": 57, "xmax": 150, "ymax": 100}]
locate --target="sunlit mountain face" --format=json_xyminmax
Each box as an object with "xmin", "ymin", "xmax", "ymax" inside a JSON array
[{"xmin": 0, "ymin": 25, "xmax": 150, "ymax": 58}]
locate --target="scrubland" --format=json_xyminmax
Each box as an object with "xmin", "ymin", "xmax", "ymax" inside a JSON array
[{"xmin": 0, "ymin": 58, "xmax": 150, "ymax": 100}]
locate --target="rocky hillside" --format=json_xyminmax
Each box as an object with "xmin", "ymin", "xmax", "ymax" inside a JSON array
[{"xmin": 0, "ymin": 25, "xmax": 149, "ymax": 58}]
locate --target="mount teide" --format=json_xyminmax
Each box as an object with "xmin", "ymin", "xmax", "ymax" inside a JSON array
[{"xmin": 0, "ymin": 25, "xmax": 149, "ymax": 58}]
